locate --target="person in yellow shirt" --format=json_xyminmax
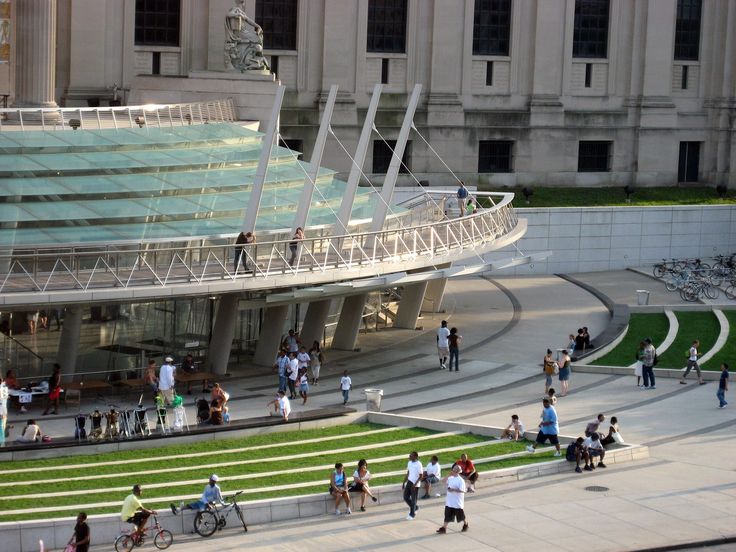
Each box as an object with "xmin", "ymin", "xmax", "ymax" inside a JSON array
[{"xmin": 121, "ymin": 485, "xmax": 156, "ymax": 543}]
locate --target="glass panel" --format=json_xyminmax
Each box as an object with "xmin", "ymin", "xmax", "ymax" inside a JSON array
[{"xmin": 0, "ymin": 178, "xmax": 70, "ymax": 196}]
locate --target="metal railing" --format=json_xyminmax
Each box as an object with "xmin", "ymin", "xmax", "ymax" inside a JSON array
[
  {"xmin": 0, "ymin": 99, "xmax": 236, "ymax": 131},
  {"xmin": 0, "ymin": 192, "xmax": 519, "ymax": 297},
  {"xmin": 0, "ymin": 331, "xmax": 44, "ymax": 375}
]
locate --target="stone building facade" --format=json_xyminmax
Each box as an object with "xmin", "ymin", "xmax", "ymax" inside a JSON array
[{"xmin": 2, "ymin": 0, "xmax": 735, "ymax": 187}]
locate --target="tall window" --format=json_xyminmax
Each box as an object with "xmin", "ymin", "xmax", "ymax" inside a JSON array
[
  {"xmin": 572, "ymin": 0, "xmax": 609, "ymax": 58},
  {"xmin": 373, "ymin": 140, "xmax": 411, "ymax": 173},
  {"xmin": 473, "ymin": 0, "xmax": 512, "ymax": 56},
  {"xmin": 256, "ymin": 0, "xmax": 298, "ymax": 51},
  {"xmin": 674, "ymin": 0, "xmax": 701, "ymax": 61},
  {"xmin": 478, "ymin": 141, "xmax": 513, "ymax": 173},
  {"xmin": 578, "ymin": 141, "xmax": 612, "ymax": 172},
  {"xmin": 367, "ymin": 0, "xmax": 407, "ymax": 53},
  {"xmin": 678, "ymin": 142, "xmax": 700, "ymax": 182},
  {"xmin": 135, "ymin": 0, "xmax": 181, "ymax": 47}
]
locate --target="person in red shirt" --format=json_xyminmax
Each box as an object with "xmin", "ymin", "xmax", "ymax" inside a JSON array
[{"xmin": 454, "ymin": 453, "xmax": 478, "ymax": 492}]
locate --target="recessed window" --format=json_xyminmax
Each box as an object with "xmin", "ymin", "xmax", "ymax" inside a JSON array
[
  {"xmin": 486, "ymin": 61, "xmax": 494, "ymax": 86},
  {"xmin": 572, "ymin": 0, "xmax": 609, "ymax": 59},
  {"xmin": 281, "ymin": 139, "xmax": 303, "ymax": 161},
  {"xmin": 256, "ymin": 0, "xmax": 298, "ymax": 51},
  {"xmin": 674, "ymin": 0, "xmax": 701, "ymax": 61},
  {"xmin": 578, "ymin": 141, "xmax": 612, "ymax": 172},
  {"xmin": 478, "ymin": 141, "xmax": 513, "ymax": 173},
  {"xmin": 678, "ymin": 142, "xmax": 700, "ymax": 182},
  {"xmin": 381, "ymin": 58, "xmax": 390, "ymax": 84},
  {"xmin": 472, "ymin": 0, "xmax": 512, "ymax": 56},
  {"xmin": 681, "ymin": 65, "xmax": 689, "ymax": 90},
  {"xmin": 584, "ymin": 63, "xmax": 592, "ymax": 88},
  {"xmin": 367, "ymin": 0, "xmax": 407, "ymax": 54},
  {"xmin": 135, "ymin": 0, "xmax": 181, "ymax": 47},
  {"xmin": 373, "ymin": 140, "xmax": 411, "ymax": 174}
]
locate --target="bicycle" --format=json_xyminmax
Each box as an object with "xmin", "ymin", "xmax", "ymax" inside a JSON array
[
  {"xmin": 114, "ymin": 514, "xmax": 173, "ymax": 551},
  {"xmin": 194, "ymin": 490, "xmax": 248, "ymax": 537}
]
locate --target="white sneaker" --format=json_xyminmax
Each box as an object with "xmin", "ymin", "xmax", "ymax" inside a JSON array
[
  {"xmin": 553, "ymin": 451, "xmax": 561, "ymax": 457},
  {"xmin": 405, "ymin": 515, "xmax": 414, "ymax": 521},
  {"xmin": 346, "ymin": 508, "xmax": 352, "ymax": 515},
  {"xmin": 441, "ymin": 363, "xmax": 446, "ymax": 370},
  {"xmin": 335, "ymin": 509, "xmax": 341, "ymax": 515},
  {"xmin": 526, "ymin": 445, "xmax": 535, "ymax": 453},
  {"xmin": 434, "ymin": 493, "xmax": 441, "ymax": 498}
]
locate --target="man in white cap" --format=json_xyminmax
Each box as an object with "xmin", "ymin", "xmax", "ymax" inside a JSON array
[
  {"xmin": 158, "ymin": 356, "xmax": 176, "ymax": 405},
  {"xmin": 436, "ymin": 464, "xmax": 469, "ymax": 534},
  {"xmin": 171, "ymin": 475, "xmax": 225, "ymax": 514}
]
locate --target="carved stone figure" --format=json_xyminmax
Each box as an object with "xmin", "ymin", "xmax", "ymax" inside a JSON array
[{"xmin": 224, "ymin": 0, "xmax": 270, "ymax": 72}]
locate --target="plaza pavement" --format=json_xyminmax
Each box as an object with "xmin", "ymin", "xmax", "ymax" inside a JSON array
[{"xmin": 7, "ymin": 270, "xmax": 736, "ymax": 551}]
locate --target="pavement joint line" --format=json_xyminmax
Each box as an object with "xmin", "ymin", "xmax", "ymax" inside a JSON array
[
  {"xmin": 0, "ymin": 426, "xmax": 409, "ymax": 475},
  {"xmin": 387, "ymin": 363, "xmax": 520, "ymax": 413},
  {"xmin": 2, "ymin": 445, "xmax": 557, "ymax": 517},
  {"xmin": 0, "ymin": 431, "xmax": 468, "ymax": 488},
  {"xmin": 563, "ymin": 382, "xmax": 703, "ymax": 426},
  {"xmin": 644, "ymin": 417, "xmax": 736, "ymax": 447},
  {"xmin": 628, "ymin": 536, "xmax": 736, "ymax": 552},
  {"xmin": 4, "ymin": 439, "xmax": 522, "ymax": 501},
  {"xmin": 455, "ymin": 374, "xmax": 620, "ymax": 420}
]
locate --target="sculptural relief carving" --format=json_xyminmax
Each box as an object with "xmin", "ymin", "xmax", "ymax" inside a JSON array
[{"xmin": 225, "ymin": 0, "xmax": 270, "ymax": 72}]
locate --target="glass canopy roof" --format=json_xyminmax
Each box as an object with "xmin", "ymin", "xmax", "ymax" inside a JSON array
[{"xmin": 0, "ymin": 123, "xmax": 387, "ymax": 247}]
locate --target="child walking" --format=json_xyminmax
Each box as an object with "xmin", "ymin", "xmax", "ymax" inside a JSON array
[{"xmin": 340, "ymin": 370, "xmax": 352, "ymax": 405}]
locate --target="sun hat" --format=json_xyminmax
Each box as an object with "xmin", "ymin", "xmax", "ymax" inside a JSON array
[
  {"xmin": 165, "ymin": 356, "xmax": 174, "ymax": 362},
  {"xmin": 210, "ymin": 474, "xmax": 219, "ymax": 482}
]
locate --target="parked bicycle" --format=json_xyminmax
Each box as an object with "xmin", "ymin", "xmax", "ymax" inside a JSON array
[
  {"xmin": 194, "ymin": 490, "xmax": 248, "ymax": 537},
  {"xmin": 114, "ymin": 514, "xmax": 173, "ymax": 551}
]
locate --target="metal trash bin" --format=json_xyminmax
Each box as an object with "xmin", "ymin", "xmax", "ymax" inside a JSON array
[
  {"xmin": 636, "ymin": 290, "xmax": 650, "ymax": 306},
  {"xmin": 364, "ymin": 388, "xmax": 384, "ymax": 411}
]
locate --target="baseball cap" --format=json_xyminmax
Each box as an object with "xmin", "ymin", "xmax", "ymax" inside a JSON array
[
  {"xmin": 210, "ymin": 474, "xmax": 219, "ymax": 482},
  {"xmin": 165, "ymin": 356, "xmax": 174, "ymax": 362}
]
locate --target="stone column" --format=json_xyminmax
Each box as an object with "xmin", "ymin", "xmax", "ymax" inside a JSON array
[
  {"xmin": 299, "ymin": 299, "xmax": 332, "ymax": 347},
  {"xmin": 421, "ymin": 278, "xmax": 448, "ymax": 313},
  {"xmin": 13, "ymin": 0, "xmax": 59, "ymax": 108},
  {"xmin": 56, "ymin": 306, "xmax": 82, "ymax": 380},
  {"xmin": 253, "ymin": 305, "xmax": 289, "ymax": 366},
  {"xmin": 394, "ymin": 282, "xmax": 428, "ymax": 330},
  {"xmin": 208, "ymin": 294, "xmax": 240, "ymax": 375},
  {"xmin": 332, "ymin": 293, "xmax": 368, "ymax": 351}
]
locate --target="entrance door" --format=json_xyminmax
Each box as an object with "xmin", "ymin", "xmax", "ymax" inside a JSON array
[{"xmin": 678, "ymin": 142, "xmax": 700, "ymax": 182}]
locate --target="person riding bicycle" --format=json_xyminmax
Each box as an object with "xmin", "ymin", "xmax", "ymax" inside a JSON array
[
  {"xmin": 121, "ymin": 485, "xmax": 156, "ymax": 543},
  {"xmin": 170, "ymin": 474, "xmax": 225, "ymax": 514}
]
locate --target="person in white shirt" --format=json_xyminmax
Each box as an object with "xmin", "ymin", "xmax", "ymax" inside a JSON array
[
  {"xmin": 436, "ymin": 320, "xmax": 451, "ymax": 370},
  {"xmin": 582, "ymin": 433, "xmax": 606, "ymax": 470},
  {"xmin": 402, "ymin": 451, "xmax": 423, "ymax": 520},
  {"xmin": 348, "ymin": 459, "xmax": 378, "ymax": 511},
  {"xmin": 421, "ymin": 455, "xmax": 442, "ymax": 499},
  {"xmin": 170, "ymin": 474, "xmax": 229, "ymax": 515},
  {"xmin": 296, "ymin": 346, "xmax": 310, "ymax": 371},
  {"xmin": 287, "ymin": 352, "xmax": 299, "ymax": 400},
  {"xmin": 266, "ymin": 391, "xmax": 291, "ymax": 421},
  {"xmin": 500, "ymin": 414, "xmax": 525, "ymax": 441},
  {"xmin": 0, "ymin": 375, "xmax": 8, "ymax": 447},
  {"xmin": 436, "ymin": 464, "xmax": 469, "ymax": 534},
  {"xmin": 340, "ymin": 370, "xmax": 352, "ymax": 405},
  {"xmin": 158, "ymin": 356, "xmax": 176, "ymax": 405},
  {"xmin": 17, "ymin": 419, "xmax": 41, "ymax": 443},
  {"xmin": 680, "ymin": 339, "xmax": 705, "ymax": 385}
]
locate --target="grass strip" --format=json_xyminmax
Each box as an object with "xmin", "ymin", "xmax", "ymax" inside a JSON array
[
  {"xmin": 0, "ymin": 423, "xmax": 391, "ymax": 472},
  {"xmin": 477, "ymin": 186, "xmax": 736, "ymax": 208},
  {"xmin": 656, "ymin": 311, "xmax": 719, "ymax": 369},
  {"xmin": 701, "ymin": 310, "xmax": 736, "ymax": 370},
  {"xmin": 1, "ymin": 427, "xmax": 439, "ymax": 481},
  {"xmin": 592, "ymin": 313, "xmax": 669, "ymax": 366},
  {"xmin": 0, "ymin": 451, "xmax": 559, "ymax": 523},
  {"xmin": 0, "ymin": 435, "xmax": 491, "ymax": 503}
]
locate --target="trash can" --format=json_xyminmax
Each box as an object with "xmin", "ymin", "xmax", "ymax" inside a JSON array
[
  {"xmin": 364, "ymin": 388, "xmax": 384, "ymax": 411},
  {"xmin": 636, "ymin": 290, "xmax": 650, "ymax": 305}
]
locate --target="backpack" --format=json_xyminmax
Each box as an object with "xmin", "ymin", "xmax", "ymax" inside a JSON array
[{"xmin": 565, "ymin": 442, "xmax": 578, "ymax": 462}]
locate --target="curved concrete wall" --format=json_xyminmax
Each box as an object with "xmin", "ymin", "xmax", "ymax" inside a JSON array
[{"xmin": 483, "ymin": 205, "xmax": 736, "ymax": 275}]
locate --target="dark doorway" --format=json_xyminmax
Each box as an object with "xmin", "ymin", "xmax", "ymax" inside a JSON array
[{"xmin": 678, "ymin": 142, "xmax": 700, "ymax": 182}]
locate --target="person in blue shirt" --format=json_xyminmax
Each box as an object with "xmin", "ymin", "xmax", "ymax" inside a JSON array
[
  {"xmin": 717, "ymin": 362, "xmax": 729, "ymax": 408},
  {"xmin": 274, "ymin": 349, "xmax": 289, "ymax": 393},
  {"xmin": 170, "ymin": 474, "xmax": 225, "ymax": 514},
  {"xmin": 456, "ymin": 181, "xmax": 468, "ymax": 217},
  {"xmin": 330, "ymin": 462, "xmax": 351, "ymax": 515},
  {"xmin": 526, "ymin": 398, "xmax": 562, "ymax": 456}
]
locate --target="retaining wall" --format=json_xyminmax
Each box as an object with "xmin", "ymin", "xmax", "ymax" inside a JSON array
[
  {"xmin": 480, "ymin": 205, "xmax": 736, "ymax": 275},
  {"xmin": 0, "ymin": 413, "xmax": 648, "ymax": 552}
]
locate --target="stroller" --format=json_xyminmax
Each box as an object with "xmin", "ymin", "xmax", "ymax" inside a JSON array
[
  {"xmin": 196, "ymin": 398, "xmax": 210, "ymax": 424},
  {"xmin": 171, "ymin": 394, "xmax": 188, "ymax": 432},
  {"xmin": 134, "ymin": 396, "xmax": 151, "ymax": 437},
  {"xmin": 105, "ymin": 408, "xmax": 120, "ymax": 439},
  {"xmin": 154, "ymin": 393, "xmax": 169, "ymax": 434},
  {"xmin": 118, "ymin": 409, "xmax": 133, "ymax": 438},
  {"xmin": 74, "ymin": 414, "xmax": 87, "ymax": 441},
  {"xmin": 89, "ymin": 410, "xmax": 103, "ymax": 441}
]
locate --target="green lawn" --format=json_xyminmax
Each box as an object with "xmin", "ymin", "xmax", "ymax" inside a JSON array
[
  {"xmin": 701, "ymin": 310, "xmax": 736, "ymax": 370},
  {"xmin": 477, "ymin": 186, "xmax": 736, "ymax": 208},
  {"xmin": 0, "ymin": 423, "xmax": 561, "ymax": 522},
  {"xmin": 656, "ymin": 311, "xmax": 720, "ymax": 369},
  {"xmin": 592, "ymin": 313, "xmax": 669, "ymax": 366}
]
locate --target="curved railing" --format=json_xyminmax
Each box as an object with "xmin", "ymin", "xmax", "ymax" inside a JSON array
[
  {"xmin": 0, "ymin": 99, "xmax": 236, "ymax": 131},
  {"xmin": 0, "ymin": 192, "xmax": 522, "ymax": 299}
]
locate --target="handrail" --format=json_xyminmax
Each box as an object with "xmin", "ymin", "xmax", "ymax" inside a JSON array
[
  {"xmin": 0, "ymin": 99, "xmax": 237, "ymax": 131},
  {"xmin": 0, "ymin": 191, "xmax": 520, "ymax": 296},
  {"xmin": 0, "ymin": 331, "xmax": 44, "ymax": 362}
]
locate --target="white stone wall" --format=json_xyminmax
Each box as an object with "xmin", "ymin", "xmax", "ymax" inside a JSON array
[{"xmin": 482, "ymin": 205, "xmax": 736, "ymax": 275}]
